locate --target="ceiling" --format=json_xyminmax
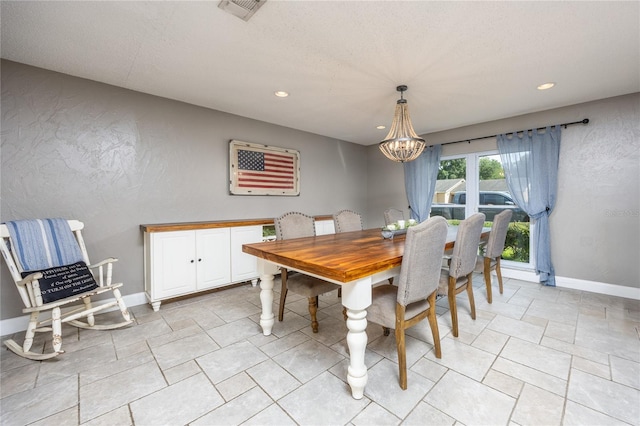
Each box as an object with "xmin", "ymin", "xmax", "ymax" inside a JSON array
[{"xmin": 1, "ymin": 1, "xmax": 639, "ymax": 146}]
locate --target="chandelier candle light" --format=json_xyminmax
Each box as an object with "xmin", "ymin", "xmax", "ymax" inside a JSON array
[{"xmin": 378, "ymin": 85, "xmax": 426, "ymax": 162}]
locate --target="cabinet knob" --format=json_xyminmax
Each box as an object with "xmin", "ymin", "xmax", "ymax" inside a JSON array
[
  {"xmin": 198, "ymin": 258, "xmax": 202, "ymax": 262},
  {"xmin": 190, "ymin": 260, "xmax": 195, "ymax": 263}
]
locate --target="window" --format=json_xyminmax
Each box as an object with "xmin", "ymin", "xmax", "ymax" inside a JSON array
[
  {"xmin": 430, "ymin": 151, "xmax": 532, "ymax": 266},
  {"xmin": 429, "ymin": 157, "xmax": 467, "ymax": 224}
]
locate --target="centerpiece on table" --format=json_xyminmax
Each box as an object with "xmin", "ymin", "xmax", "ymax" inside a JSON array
[{"xmin": 381, "ymin": 219, "xmax": 417, "ymax": 239}]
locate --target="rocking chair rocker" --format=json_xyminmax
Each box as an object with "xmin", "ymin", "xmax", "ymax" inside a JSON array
[{"xmin": 0, "ymin": 218, "xmax": 133, "ymax": 360}]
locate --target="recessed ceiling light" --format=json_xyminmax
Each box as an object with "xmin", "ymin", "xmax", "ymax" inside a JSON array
[
  {"xmin": 537, "ymin": 82, "xmax": 555, "ymax": 90},
  {"xmin": 376, "ymin": 125, "xmax": 386, "ymax": 130},
  {"xmin": 274, "ymin": 91, "xmax": 289, "ymax": 98}
]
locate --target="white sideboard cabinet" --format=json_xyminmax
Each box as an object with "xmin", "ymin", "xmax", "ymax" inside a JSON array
[
  {"xmin": 141, "ymin": 216, "xmax": 335, "ymax": 311},
  {"xmin": 141, "ymin": 220, "xmax": 269, "ymax": 311}
]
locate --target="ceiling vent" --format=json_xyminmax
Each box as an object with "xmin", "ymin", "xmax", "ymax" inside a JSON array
[{"xmin": 218, "ymin": 0, "xmax": 266, "ymax": 21}]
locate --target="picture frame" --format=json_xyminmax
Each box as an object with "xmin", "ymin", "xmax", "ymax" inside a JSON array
[{"xmin": 229, "ymin": 140, "xmax": 300, "ymax": 196}]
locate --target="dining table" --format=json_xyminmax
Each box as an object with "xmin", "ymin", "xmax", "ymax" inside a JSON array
[{"xmin": 242, "ymin": 226, "xmax": 490, "ymax": 399}]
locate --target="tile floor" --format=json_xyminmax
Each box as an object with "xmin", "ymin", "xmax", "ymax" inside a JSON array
[{"xmin": 1, "ymin": 274, "xmax": 639, "ymax": 425}]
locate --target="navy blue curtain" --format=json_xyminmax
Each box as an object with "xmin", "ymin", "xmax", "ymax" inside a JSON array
[
  {"xmin": 403, "ymin": 145, "xmax": 441, "ymax": 222},
  {"xmin": 498, "ymin": 126, "xmax": 561, "ymax": 286}
]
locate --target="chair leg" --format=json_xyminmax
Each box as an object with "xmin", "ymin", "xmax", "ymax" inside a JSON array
[
  {"xmin": 383, "ymin": 326, "xmax": 390, "ymax": 336},
  {"xmin": 448, "ymin": 276, "xmax": 459, "ymax": 337},
  {"xmin": 83, "ymin": 297, "xmax": 95, "ymax": 327},
  {"xmin": 466, "ymin": 273, "xmax": 476, "ymax": 320},
  {"xmin": 23, "ymin": 312, "xmax": 39, "ymax": 353},
  {"xmin": 4, "ymin": 307, "xmax": 64, "ymax": 360},
  {"xmin": 495, "ymin": 257, "xmax": 504, "ymax": 295},
  {"xmin": 278, "ymin": 288, "xmax": 288, "ymax": 322},
  {"xmin": 395, "ymin": 304, "xmax": 407, "ymax": 390},
  {"xmin": 113, "ymin": 287, "xmax": 131, "ymax": 321},
  {"xmin": 484, "ymin": 257, "xmax": 493, "ymax": 303},
  {"xmin": 278, "ymin": 269, "xmax": 288, "ymax": 322},
  {"xmin": 51, "ymin": 307, "xmax": 63, "ymax": 353},
  {"xmin": 308, "ymin": 296, "xmax": 319, "ymax": 333},
  {"xmin": 427, "ymin": 293, "xmax": 441, "ymax": 359}
]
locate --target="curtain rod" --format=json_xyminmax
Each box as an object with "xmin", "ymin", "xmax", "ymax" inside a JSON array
[{"xmin": 437, "ymin": 118, "xmax": 590, "ymax": 146}]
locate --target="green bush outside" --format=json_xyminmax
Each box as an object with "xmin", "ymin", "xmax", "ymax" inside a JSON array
[
  {"xmin": 502, "ymin": 222, "xmax": 530, "ymax": 262},
  {"xmin": 446, "ymin": 220, "xmax": 530, "ymax": 263},
  {"xmin": 263, "ymin": 225, "xmax": 276, "ymax": 237}
]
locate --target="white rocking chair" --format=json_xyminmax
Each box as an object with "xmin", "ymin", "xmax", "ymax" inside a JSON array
[{"xmin": 0, "ymin": 219, "xmax": 132, "ymax": 360}]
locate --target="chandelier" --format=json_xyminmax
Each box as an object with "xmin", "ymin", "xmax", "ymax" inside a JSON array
[{"xmin": 378, "ymin": 85, "xmax": 426, "ymax": 162}]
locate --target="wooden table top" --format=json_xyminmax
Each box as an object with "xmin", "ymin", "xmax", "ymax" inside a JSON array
[{"xmin": 242, "ymin": 227, "xmax": 488, "ymax": 284}]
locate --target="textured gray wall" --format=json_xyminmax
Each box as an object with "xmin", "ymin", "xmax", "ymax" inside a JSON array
[
  {"xmin": 366, "ymin": 93, "xmax": 640, "ymax": 289},
  {"xmin": 1, "ymin": 60, "xmax": 369, "ymax": 319},
  {"xmin": 2, "ymin": 59, "xmax": 638, "ymax": 322}
]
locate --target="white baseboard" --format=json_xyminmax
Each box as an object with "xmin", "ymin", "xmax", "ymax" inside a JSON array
[
  {"xmin": 0, "ymin": 316, "xmax": 31, "ymax": 338},
  {"xmin": 500, "ymin": 267, "xmax": 640, "ymax": 300},
  {"xmin": 555, "ymin": 276, "xmax": 640, "ymax": 300},
  {"xmin": 500, "ymin": 268, "xmax": 541, "ymax": 283},
  {"xmin": 120, "ymin": 291, "xmax": 148, "ymax": 308},
  {"xmin": 0, "ymin": 291, "xmax": 148, "ymax": 337}
]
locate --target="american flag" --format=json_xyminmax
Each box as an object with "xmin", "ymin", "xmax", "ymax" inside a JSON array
[{"xmin": 237, "ymin": 149, "xmax": 296, "ymax": 190}]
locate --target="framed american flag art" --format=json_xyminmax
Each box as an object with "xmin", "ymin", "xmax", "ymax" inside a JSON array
[{"xmin": 229, "ymin": 140, "xmax": 300, "ymax": 196}]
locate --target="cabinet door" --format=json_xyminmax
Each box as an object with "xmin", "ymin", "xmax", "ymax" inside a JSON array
[
  {"xmin": 230, "ymin": 225, "xmax": 262, "ymax": 282},
  {"xmin": 151, "ymin": 231, "xmax": 197, "ymax": 299},
  {"xmin": 196, "ymin": 228, "xmax": 231, "ymax": 290}
]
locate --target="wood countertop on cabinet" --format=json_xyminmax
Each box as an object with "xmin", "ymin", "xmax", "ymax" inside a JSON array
[{"xmin": 140, "ymin": 215, "xmax": 335, "ymax": 233}]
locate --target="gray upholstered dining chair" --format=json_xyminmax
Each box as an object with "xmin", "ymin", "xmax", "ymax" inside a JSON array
[
  {"xmin": 333, "ymin": 209, "xmax": 363, "ymax": 300},
  {"xmin": 383, "ymin": 208, "xmax": 404, "ymax": 226},
  {"xmin": 475, "ymin": 209, "xmax": 512, "ymax": 303},
  {"xmin": 333, "ymin": 209, "xmax": 363, "ymax": 233},
  {"xmin": 367, "ymin": 216, "xmax": 449, "ymax": 390},
  {"xmin": 275, "ymin": 212, "xmax": 341, "ymax": 333},
  {"xmin": 333, "ymin": 208, "xmax": 391, "ymax": 300},
  {"xmin": 438, "ymin": 213, "xmax": 485, "ymax": 337}
]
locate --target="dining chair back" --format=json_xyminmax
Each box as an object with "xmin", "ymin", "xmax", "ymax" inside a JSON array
[
  {"xmin": 397, "ymin": 217, "xmax": 449, "ymax": 305},
  {"xmin": 333, "ymin": 210, "xmax": 363, "ymax": 233},
  {"xmin": 383, "ymin": 208, "xmax": 404, "ymax": 226},
  {"xmin": 367, "ymin": 216, "xmax": 449, "ymax": 389},
  {"xmin": 274, "ymin": 212, "xmax": 340, "ymax": 333},
  {"xmin": 476, "ymin": 209, "xmax": 512, "ymax": 303},
  {"xmin": 275, "ymin": 211, "xmax": 316, "ymax": 240},
  {"xmin": 438, "ymin": 212, "xmax": 485, "ymax": 337},
  {"xmin": 336, "ymin": 210, "xmax": 393, "ymax": 288}
]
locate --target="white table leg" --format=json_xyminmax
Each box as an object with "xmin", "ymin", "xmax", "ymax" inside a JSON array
[
  {"xmin": 341, "ymin": 278, "xmax": 373, "ymax": 400},
  {"xmin": 345, "ymin": 308, "xmax": 368, "ymax": 399},
  {"xmin": 257, "ymin": 259, "xmax": 279, "ymax": 336},
  {"xmin": 259, "ymin": 272, "xmax": 275, "ymax": 336}
]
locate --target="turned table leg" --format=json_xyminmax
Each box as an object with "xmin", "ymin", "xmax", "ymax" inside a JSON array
[
  {"xmin": 257, "ymin": 259, "xmax": 279, "ymax": 336},
  {"xmin": 341, "ymin": 278, "xmax": 373, "ymax": 400}
]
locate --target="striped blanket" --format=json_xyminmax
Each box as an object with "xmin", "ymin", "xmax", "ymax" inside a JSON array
[{"xmin": 5, "ymin": 218, "xmax": 85, "ymax": 272}]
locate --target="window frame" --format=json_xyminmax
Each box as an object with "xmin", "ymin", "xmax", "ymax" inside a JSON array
[{"xmin": 439, "ymin": 150, "xmax": 535, "ymax": 270}]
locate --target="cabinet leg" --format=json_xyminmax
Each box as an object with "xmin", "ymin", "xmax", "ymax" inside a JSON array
[
  {"xmin": 151, "ymin": 301, "xmax": 161, "ymax": 312},
  {"xmin": 251, "ymin": 278, "xmax": 258, "ymax": 287}
]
